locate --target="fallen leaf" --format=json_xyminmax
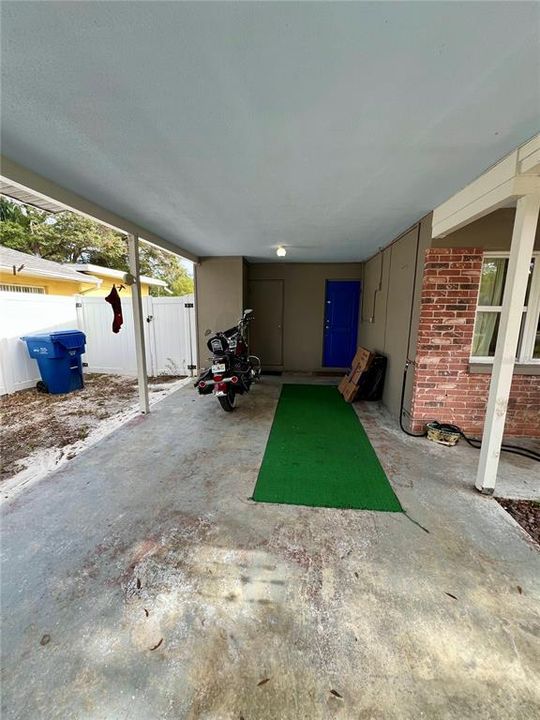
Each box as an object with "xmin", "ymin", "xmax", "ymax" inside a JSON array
[
  {"xmin": 257, "ymin": 678, "xmax": 270, "ymax": 687},
  {"xmin": 149, "ymin": 638, "xmax": 163, "ymax": 651},
  {"xmin": 330, "ymin": 689, "xmax": 343, "ymax": 698},
  {"xmin": 40, "ymin": 634, "xmax": 51, "ymax": 646}
]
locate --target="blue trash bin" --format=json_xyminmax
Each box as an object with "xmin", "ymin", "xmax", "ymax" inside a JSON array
[{"xmin": 21, "ymin": 330, "xmax": 86, "ymax": 394}]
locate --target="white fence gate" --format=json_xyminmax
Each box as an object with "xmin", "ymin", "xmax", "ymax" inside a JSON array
[
  {"xmin": 146, "ymin": 296, "xmax": 196, "ymax": 377},
  {"xmin": 0, "ymin": 292, "xmax": 196, "ymax": 395}
]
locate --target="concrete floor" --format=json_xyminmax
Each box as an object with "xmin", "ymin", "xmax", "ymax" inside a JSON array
[{"xmin": 1, "ymin": 378, "xmax": 539, "ymax": 720}]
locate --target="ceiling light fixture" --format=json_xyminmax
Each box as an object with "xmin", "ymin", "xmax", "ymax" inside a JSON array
[{"xmin": 276, "ymin": 246, "xmax": 287, "ymax": 257}]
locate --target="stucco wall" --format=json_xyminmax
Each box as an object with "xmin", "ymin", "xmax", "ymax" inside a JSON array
[
  {"xmin": 247, "ymin": 262, "xmax": 362, "ymax": 372},
  {"xmin": 195, "ymin": 257, "xmax": 244, "ymax": 368}
]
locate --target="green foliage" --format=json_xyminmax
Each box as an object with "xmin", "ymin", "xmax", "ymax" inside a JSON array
[{"xmin": 0, "ymin": 197, "xmax": 193, "ymax": 295}]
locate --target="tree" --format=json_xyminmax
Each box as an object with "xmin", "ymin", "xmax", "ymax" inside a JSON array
[{"xmin": 0, "ymin": 197, "xmax": 194, "ymax": 295}]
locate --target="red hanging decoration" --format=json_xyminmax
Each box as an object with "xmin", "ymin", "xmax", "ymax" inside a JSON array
[{"xmin": 105, "ymin": 284, "xmax": 123, "ymax": 333}]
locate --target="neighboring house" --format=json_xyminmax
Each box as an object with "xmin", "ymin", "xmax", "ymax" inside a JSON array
[
  {"xmin": 0, "ymin": 246, "xmax": 101, "ymax": 295},
  {"xmin": 64, "ymin": 263, "xmax": 167, "ymax": 297},
  {"xmin": 0, "ymin": 248, "xmax": 167, "ymax": 297}
]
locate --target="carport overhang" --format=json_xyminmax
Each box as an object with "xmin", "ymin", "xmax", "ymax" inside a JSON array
[
  {"xmin": 0, "ymin": 155, "xmax": 199, "ymax": 413},
  {"xmin": 432, "ymin": 134, "xmax": 540, "ymax": 494}
]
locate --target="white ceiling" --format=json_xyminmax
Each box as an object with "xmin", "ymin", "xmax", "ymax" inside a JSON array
[{"xmin": 1, "ymin": 2, "xmax": 539, "ymax": 262}]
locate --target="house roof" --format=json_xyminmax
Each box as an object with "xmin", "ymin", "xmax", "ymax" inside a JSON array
[
  {"xmin": 66, "ymin": 263, "xmax": 167, "ymax": 288},
  {"xmin": 0, "ymin": 181, "xmax": 66, "ymax": 214},
  {"xmin": 0, "ymin": 246, "xmax": 101, "ymax": 285}
]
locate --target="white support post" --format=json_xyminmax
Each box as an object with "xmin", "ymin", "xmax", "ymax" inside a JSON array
[
  {"xmin": 475, "ymin": 194, "xmax": 540, "ymax": 494},
  {"xmin": 127, "ymin": 234, "xmax": 150, "ymax": 414}
]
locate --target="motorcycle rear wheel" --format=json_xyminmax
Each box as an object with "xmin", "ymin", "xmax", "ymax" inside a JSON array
[{"xmin": 218, "ymin": 387, "xmax": 236, "ymax": 412}]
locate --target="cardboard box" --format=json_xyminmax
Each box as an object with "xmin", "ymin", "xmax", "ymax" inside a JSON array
[
  {"xmin": 349, "ymin": 363, "xmax": 365, "ymax": 385},
  {"xmin": 338, "ymin": 375, "xmax": 350, "ymax": 395},
  {"xmin": 350, "ymin": 347, "xmax": 373, "ymax": 375},
  {"xmin": 339, "ymin": 347, "xmax": 375, "ymax": 402},
  {"xmin": 342, "ymin": 380, "xmax": 359, "ymax": 403}
]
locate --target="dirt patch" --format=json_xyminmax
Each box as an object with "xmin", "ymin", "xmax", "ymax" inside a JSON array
[
  {"xmin": 497, "ymin": 499, "xmax": 540, "ymax": 545},
  {"xmin": 147, "ymin": 375, "xmax": 181, "ymax": 384},
  {"xmin": 0, "ymin": 373, "xmax": 185, "ymax": 481}
]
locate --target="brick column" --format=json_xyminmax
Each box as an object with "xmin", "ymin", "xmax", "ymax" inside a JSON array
[{"xmin": 410, "ymin": 248, "xmax": 484, "ymax": 432}]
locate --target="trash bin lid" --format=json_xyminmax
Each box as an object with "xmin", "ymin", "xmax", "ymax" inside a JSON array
[
  {"xmin": 21, "ymin": 329, "xmax": 86, "ymax": 349},
  {"xmin": 49, "ymin": 330, "xmax": 86, "ymax": 349}
]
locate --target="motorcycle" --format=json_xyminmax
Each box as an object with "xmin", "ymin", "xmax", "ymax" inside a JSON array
[{"xmin": 194, "ymin": 309, "xmax": 261, "ymax": 412}]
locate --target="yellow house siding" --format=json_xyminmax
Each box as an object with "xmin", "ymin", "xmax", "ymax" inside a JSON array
[
  {"xmin": 0, "ymin": 270, "xmax": 154, "ymax": 297},
  {"xmin": 0, "ymin": 272, "xmax": 92, "ymax": 296}
]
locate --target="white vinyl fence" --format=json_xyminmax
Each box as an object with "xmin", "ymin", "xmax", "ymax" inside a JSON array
[{"xmin": 0, "ymin": 292, "xmax": 196, "ymax": 395}]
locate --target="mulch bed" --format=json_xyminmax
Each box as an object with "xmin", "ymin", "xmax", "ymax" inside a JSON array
[{"xmin": 496, "ymin": 499, "xmax": 540, "ymax": 545}]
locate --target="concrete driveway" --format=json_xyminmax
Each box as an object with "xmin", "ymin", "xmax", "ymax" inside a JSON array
[{"xmin": 1, "ymin": 379, "xmax": 539, "ymax": 719}]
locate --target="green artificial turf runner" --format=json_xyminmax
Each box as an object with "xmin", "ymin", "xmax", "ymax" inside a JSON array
[{"xmin": 252, "ymin": 384, "xmax": 402, "ymax": 511}]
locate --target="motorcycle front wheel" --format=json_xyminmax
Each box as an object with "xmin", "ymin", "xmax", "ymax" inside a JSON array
[{"xmin": 218, "ymin": 386, "xmax": 236, "ymax": 412}]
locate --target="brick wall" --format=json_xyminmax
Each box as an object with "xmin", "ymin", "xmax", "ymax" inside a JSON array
[{"xmin": 409, "ymin": 247, "xmax": 540, "ymax": 437}]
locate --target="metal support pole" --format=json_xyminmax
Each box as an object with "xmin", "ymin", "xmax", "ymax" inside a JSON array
[
  {"xmin": 475, "ymin": 194, "xmax": 540, "ymax": 494},
  {"xmin": 187, "ymin": 305, "xmax": 194, "ymax": 377},
  {"xmin": 127, "ymin": 234, "xmax": 150, "ymax": 414}
]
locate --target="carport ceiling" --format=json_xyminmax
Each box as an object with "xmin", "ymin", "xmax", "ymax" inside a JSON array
[{"xmin": 1, "ymin": 2, "xmax": 539, "ymax": 263}]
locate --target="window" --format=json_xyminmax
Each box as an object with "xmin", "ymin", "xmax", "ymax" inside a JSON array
[
  {"xmin": 471, "ymin": 252, "xmax": 540, "ymax": 363},
  {"xmin": 0, "ymin": 283, "xmax": 45, "ymax": 294}
]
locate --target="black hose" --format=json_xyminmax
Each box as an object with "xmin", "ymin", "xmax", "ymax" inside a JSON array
[
  {"xmin": 399, "ymin": 363, "xmax": 427, "ymax": 437},
  {"xmin": 399, "ymin": 361, "xmax": 540, "ymax": 461}
]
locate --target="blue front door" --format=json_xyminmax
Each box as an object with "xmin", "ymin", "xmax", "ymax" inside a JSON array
[{"xmin": 323, "ymin": 280, "xmax": 361, "ymax": 367}]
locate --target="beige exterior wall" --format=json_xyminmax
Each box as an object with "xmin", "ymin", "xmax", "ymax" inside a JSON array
[
  {"xmin": 247, "ymin": 262, "xmax": 363, "ymax": 372},
  {"xmin": 195, "ymin": 257, "xmax": 244, "ymax": 368},
  {"xmin": 193, "ymin": 208, "xmax": 538, "ymax": 407},
  {"xmin": 359, "ymin": 214, "xmax": 432, "ymax": 418},
  {"xmin": 433, "ymin": 208, "xmax": 540, "ymax": 251}
]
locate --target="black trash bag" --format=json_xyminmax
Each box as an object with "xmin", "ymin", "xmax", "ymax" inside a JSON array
[{"xmin": 356, "ymin": 354, "xmax": 387, "ymax": 401}]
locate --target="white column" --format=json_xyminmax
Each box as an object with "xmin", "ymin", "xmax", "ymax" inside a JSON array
[
  {"xmin": 127, "ymin": 234, "xmax": 150, "ymax": 414},
  {"xmin": 475, "ymin": 194, "xmax": 540, "ymax": 493}
]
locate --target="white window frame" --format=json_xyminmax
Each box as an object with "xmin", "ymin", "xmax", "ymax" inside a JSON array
[
  {"xmin": 471, "ymin": 251, "xmax": 540, "ymax": 364},
  {"xmin": 0, "ymin": 283, "xmax": 46, "ymax": 294}
]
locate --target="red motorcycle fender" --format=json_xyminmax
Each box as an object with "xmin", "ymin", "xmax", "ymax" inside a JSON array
[{"xmin": 214, "ymin": 381, "xmax": 228, "ymax": 396}]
